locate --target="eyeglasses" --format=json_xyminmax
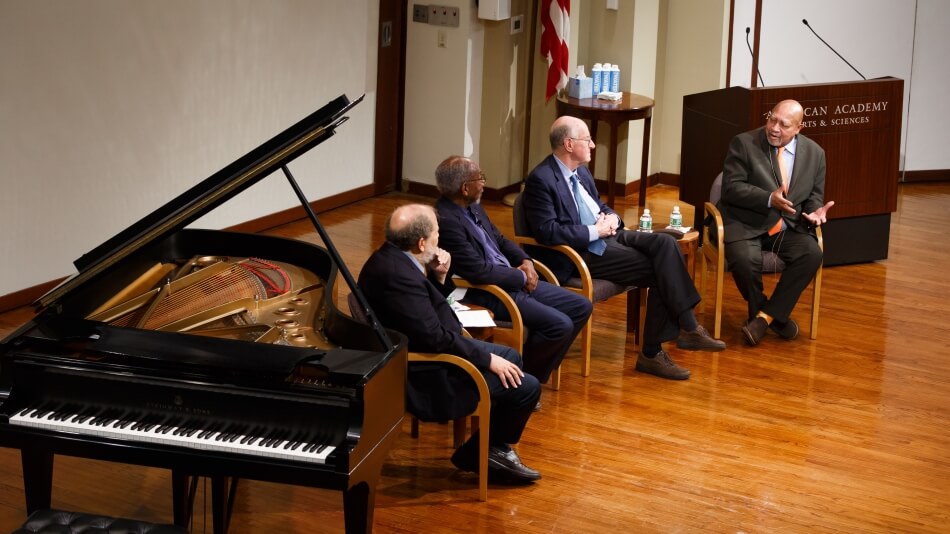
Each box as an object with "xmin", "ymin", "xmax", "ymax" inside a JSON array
[
  {"xmin": 569, "ymin": 136, "xmax": 594, "ymax": 146},
  {"xmin": 464, "ymin": 172, "xmax": 487, "ymax": 184},
  {"xmin": 765, "ymin": 112, "xmax": 800, "ymax": 131}
]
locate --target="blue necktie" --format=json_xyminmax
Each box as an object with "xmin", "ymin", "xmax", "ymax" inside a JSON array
[
  {"xmin": 571, "ymin": 173, "xmax": 607, "ymax": 256},
  {"xmin": 468, "ymin": 208, "xmax": 510, "ymax": 267}
]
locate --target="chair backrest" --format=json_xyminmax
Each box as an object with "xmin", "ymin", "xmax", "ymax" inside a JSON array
[
  {"xmin": 710, "ymin": 172, "xmax": 723, "ymax": 204},
  {"xmin": 512, "ymin": 192, "xmax": 531, "ymax": 237},
  {"xmin": 347, "ymin": 292, "xmax": 369, "ymax": 324},
  {"xmin": 709, "ymin": 172, "xmax": 786, "ymax": 273}
]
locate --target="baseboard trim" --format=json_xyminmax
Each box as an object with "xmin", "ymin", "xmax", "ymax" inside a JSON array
[{"xmin": 903, "ymin": 169, "xmax": 950, "ymax": 183}]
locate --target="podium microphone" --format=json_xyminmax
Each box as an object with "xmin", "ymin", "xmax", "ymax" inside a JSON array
[
  {"xmin": 802, "ymin": 19, "xmax": 866, "ymax": 80},
  {"xmin": 745, "ymin": 27, "xmax": 765, "ymax": 87}
]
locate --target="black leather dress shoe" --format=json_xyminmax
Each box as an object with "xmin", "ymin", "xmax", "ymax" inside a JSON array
[
  {"xmin": 488, "ymin": 446, "xmax": 541, "ymax": 483},
  {"xmin": 450, "ymin": 438, "xmax": 478, "ymax": 473},
  {"xmin": 769, "ymin": 318, "xmax": 800, "ymax": 340},
  {"xmin": 742, "ymin": 317, "xmax": 769, "ymax": 346}
]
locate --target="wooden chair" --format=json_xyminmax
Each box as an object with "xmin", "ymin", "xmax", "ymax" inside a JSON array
[
  {"xmin": 346, "ymin": 293, "xmax": 490, "ymax": 501},
  {"xmin": 510, "ymin": 193, "xmax": 647, "ymax": 378},
  {"xmin": 452, "ymin": 270, "xmax": 563, "ymax": 390},
  {"xmin": 699, "ymin": 173, "xmax": 822, "ymax": 339}
]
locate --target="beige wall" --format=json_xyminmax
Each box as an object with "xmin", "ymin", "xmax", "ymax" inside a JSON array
[
  {"xmin": 403, "ymin": 0, "xmax": 481, "ymax": 187},
  {"xmin": 478, "ymin": 0, "xmax": 532, "ymax": 188},
  {"xmin": 653, "ymin": 0, "xmax": 729, "ymax": 174},
  {"xmin": 0, "ymin": 0, "xmax": 380, "ymax": 297}
]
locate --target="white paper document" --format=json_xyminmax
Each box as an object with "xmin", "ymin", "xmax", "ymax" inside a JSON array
[{"xmin": 454, "ymin": 309, "xmax": 496, "ymax": 328}]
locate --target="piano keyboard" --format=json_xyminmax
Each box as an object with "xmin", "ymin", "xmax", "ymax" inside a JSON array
[{"xmin": 10, "ymin": 404, "xmax": 335, "ymax": 464}]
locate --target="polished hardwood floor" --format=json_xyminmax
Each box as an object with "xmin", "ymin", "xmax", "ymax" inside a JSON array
[{"xmin": 1, "ymin": 182, "xmax": 949, "ymax": 533}]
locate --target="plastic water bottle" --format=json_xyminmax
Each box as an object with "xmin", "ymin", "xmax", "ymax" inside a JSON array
[
  {"xmin": 638, "ymin": 208, "xmax": 653, "ymax": 233},
  {"xmin": 610, "ymin": 64, "xmax": 620, "ymax": 92},
  {"xmin": 669, "ymin": 206, "xmax": 683, "ymax": 228},
  {"xmin": 591, "ymin": 63, "xmax": 603, "ymax": 95}
]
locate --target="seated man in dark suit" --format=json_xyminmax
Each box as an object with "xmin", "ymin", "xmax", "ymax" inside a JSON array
[
  {"xmin": 434, "ymin": 155, "xmax": 592, "ymax": 385},
  {"xmin": 719, "ymin": 99, "xmax": 834, "ymax": 345},
  {"xmin": 357, "ymin": 203, "xmax": 541, "ymax": 483},
  {"xmin": 522, "ymin": 116, "xmax": 725, "ymax": 381}
]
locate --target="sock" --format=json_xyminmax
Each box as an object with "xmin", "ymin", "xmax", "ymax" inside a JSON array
[
  {"xmin": 642, "ymin": 344, "xmax": 661, "ymax": 357},
  {"xmin": 756, "ymin": 311, "xmax": 774, "ymax": 325},
  {"xmin": 678, "ymin": 310, "xmax": 698, "ymax": 332}
]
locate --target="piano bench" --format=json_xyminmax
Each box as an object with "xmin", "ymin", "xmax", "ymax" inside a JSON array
[{"xmin": 12, "ymin": 508, "xmax": 187, "ymax": 534}]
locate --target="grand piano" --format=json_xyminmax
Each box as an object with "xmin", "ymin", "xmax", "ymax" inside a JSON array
[{"xmin": 0, "ymin": 94, "xmax": 407, "ymax": 533}]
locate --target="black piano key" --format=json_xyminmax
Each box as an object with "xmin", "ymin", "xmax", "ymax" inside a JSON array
[{"xmin": 15, "ymin": 407, "xmax": 35, "ymax": 418}]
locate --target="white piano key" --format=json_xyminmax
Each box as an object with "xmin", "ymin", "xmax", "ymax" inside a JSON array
[{"xmin": 10, "ymin": 405, "xmax": 334, "ymax": 464}]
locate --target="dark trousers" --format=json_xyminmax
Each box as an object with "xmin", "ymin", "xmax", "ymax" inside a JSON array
[
  {"xmin": 469, "ymin": 338, "xmax": 540, "ymax": 446},
  {"xmin": 724, "ymin": 229, "xmax": 822, "ymax": 323},
  {"xmin": 465, "ymin": 281, "xmax": 592, "ymax": 383},
  {"xmin": 581, "ymin": 230, "xmax": 701, "ymax": 347}
]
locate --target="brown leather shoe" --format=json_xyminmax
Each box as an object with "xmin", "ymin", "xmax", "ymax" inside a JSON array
[
  {"xmin": 742, "ymin": 317, "xmax": 769, "ymax": 345},
  {"xmin": 635, "ymin": 350, "xmax": 690, "ymax": 380},
  {"xmin": 676, "ymin": 324, "xmax": 726, "ymax": 351},
  {"xmin": 769, "ymin": 318, "xmax": 799, "ymax": 340}
]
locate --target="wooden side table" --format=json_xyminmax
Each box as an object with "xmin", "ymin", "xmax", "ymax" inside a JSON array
[
  {"xmin": 677, "ymin": 230, "xmax": 700, "ymax": 280},
  {"xmin": 556, "ymin": 92, "xmax": 655, "ymax": 209}
]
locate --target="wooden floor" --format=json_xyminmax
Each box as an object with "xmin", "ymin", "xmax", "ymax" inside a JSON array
[{"xmin": 1, "ymin": 182, "xmax": 949, "ymax": 533}]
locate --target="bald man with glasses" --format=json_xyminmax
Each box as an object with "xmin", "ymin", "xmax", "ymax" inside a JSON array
[{"xmin": 718, "ymin": 99, "xmax": 834, "ymax": 345}]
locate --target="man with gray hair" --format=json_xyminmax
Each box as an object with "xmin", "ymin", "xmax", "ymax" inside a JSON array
[
  {"xmin": 522, "ymin": 116, "xmax": 726, "ymax": 381},
  {"xmin": 434, "ymin": 155, "xmax": 592, "ymax": 385},
  {"xmin": 358, "ymin": 203, "xmax": 542, "ymax": 484}
]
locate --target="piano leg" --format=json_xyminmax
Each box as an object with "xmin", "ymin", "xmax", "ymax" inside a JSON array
[
  {"xmin": 343, "ymin": 479, "xmax": 375, "ymax": 534},
  {"xmin": 172, "ymin": 470, "xmax": 198, "ymax": 529},
  {"xmin": 20, "ymin": 449, "xmax": 54, "ymax": 514},
  {"xmin": 211, "ymin": 476, "xmax": 238, "ymax": 534}
]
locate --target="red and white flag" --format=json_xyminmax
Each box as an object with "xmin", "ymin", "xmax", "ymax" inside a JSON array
[{"xmin": 540, "ymin": 0, "xmax": 570, "ymax": 101}]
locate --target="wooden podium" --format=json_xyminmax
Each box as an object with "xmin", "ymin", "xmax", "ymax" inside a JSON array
[{"xmin": 680, "ymin": 77, "xmax": 904, "ymax": 265}]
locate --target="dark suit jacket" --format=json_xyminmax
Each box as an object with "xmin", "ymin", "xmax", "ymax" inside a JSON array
[
  {"xmin": 358, "ymin": 241, "xmax": 488, "ymax": 421},
  {"xmin": 522, "ymin": 154, "xmax": 624, "ymax": 282},
  {"xmin": 719, "ymin": 127, "xmax": 825, "ymax": 243},
  {"xmin": 435, "ymin": 196, "xmax": 529, "ymax": 291},
  {"xmin": 358, "ymin": 241, "xmax": 491, "ymax": 370}
]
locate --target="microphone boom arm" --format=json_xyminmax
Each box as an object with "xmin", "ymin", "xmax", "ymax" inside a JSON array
[{"xmin": 802, "ymin": 19, "xmax": 866, "ymax": 80}]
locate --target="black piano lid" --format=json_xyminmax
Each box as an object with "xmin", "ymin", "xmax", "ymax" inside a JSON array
[{"xmin": 34, "ymin": 94, "xmax": 364, "ymax": 311}]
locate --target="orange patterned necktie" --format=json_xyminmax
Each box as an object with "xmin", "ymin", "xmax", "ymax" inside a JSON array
[{"xmin": 768, "ymin": 146, "xmax": 789, "ymax": 236}]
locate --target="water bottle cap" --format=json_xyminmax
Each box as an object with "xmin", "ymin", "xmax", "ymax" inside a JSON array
[{"xmin": 643, "ymin": 208, "xmax": 650, "ymax": 215}]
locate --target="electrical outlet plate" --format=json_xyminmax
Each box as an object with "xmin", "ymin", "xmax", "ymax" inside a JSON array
[
  {"xmin": 442, "ymin": 6, "xmax": 459, "ymax": 27},
  {"xmin": 412, "ymin": 4, "xmax": 428, "ymax": 23},
  {"xmin": 510, "ymin": 14, "xmax": 524, "ymax": 34},
  {"xmin": 428, "ymin": 5, "xmax": 442, "ymax": 25},
  {"xmin": 428, "ymin": 5, "xmax": 459, "ymax": 27}
]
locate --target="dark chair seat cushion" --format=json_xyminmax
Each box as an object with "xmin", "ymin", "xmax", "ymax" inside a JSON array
[
  {"xmin": 565, "ymin": 277, "xmax": 631, "ymax": 302},
  {"xmin": 13, "ymin": 508, "xmax": 186, "ymax": 534}
]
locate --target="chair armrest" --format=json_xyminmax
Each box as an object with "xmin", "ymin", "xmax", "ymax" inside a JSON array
[
  {"xmin": 703, "ymin": 201, "xmax": 725, "ymax": 253},
  {"xmin": 407, "ymin": 352, "xmax": 490, "ymax": 405},
  {"xmin": 510, "ymin": 235, "xmax": 594, "ymax": 298},
  {"xmin": 815, "ymin": 225, "xmax": 824, "ymax": 252}
]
